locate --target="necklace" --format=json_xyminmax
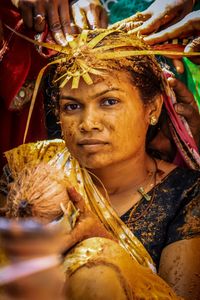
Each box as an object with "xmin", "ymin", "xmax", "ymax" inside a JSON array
[
  {"xmin": 137, "ymin": 169, "xmax": 155, "ymax": 202},
  {"xmin": 127, "ymin": 158, "xmax": 158, "ymax": 224}
]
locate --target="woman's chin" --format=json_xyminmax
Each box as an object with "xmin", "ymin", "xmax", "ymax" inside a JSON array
[{"xmin": 79, "ymin": 157, "xmax": 113, "ymax": 170}]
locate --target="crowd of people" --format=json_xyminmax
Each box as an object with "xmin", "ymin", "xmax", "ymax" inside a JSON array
[{"xmin": 0, "ymin": 0, "xmax": 199, "ymax": 299}]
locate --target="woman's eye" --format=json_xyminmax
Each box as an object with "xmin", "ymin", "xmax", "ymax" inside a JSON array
[
  {"xmin": 101, "ymin": 98, "xmax": 119, "ymax": 106},
  {"xmin": 62, "ymin": 103, "xmax": 81, "ymax": 111}
]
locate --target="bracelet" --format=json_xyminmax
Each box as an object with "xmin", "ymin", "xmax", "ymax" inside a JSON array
[{"xmin": 11, "ymin": 0, "xmax": 19, "ymax": 8}]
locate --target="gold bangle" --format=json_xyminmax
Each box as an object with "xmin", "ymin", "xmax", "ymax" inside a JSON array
[{"xmin": 11, "ymin": 0, "xmax": 19, "ymax": 8}]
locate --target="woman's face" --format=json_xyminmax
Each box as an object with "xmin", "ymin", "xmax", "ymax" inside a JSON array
[{"xmin": 59, "ymin": 71, "xmax": 153, "ymax": 169}]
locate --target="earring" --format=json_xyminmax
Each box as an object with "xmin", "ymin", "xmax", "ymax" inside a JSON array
[{"xmin": 150, "ymin": 115, "xmax": 157, "ymax": 126}]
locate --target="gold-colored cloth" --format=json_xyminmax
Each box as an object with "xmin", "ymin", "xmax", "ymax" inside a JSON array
[{"xmin": 5, "ymin": 139, "xmax": 156, "ymax": 272}]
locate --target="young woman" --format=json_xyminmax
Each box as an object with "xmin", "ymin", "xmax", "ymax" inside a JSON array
[{"xmin": 3, "ymin": 29, "xmax": 200, "ymax": 299}]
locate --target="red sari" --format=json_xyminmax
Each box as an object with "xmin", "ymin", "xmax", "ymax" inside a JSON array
[{"xmin": 0, "ymin": 0, "xmax": 47, "ymax": 173}]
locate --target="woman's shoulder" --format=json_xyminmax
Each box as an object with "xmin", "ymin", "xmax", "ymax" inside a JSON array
[
  {"xmin": 153, "ymin": 160, "xmax": 199, "ymax": 212},
  {"xmin": 156, "ymin": 160, "xmax": 200, "ymax": 190},
  {"xmin": 152, "ymin": 161, "xmax": 200, "ymax": 250}
]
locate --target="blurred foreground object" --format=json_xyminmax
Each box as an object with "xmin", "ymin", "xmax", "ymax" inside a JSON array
[
  {"xmin": 0, "ymin": 219, "xmax": 182, "ymax": 300},
  {"xmin": 0, "ymin": 218, "xmax": 65, "ymax": 300}
]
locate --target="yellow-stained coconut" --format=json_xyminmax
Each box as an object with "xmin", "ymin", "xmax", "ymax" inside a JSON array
[{"xmin": 6, "ymin": 162, "xmax": 70, "ymax": 223}]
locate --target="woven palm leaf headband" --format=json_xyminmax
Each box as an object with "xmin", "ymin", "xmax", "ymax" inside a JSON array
[{"xmin": 6, "ymin": 25, "xmax": 200, "ymax": 143}]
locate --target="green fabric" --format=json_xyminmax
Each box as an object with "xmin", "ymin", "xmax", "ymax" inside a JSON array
[
  {"xmin": 183, "ymin": 58, "xmax": 200, "ymax": 110},
  {"xmin": 194, "ymin": 1, "xmax": 200, "ymax": 10},
  {"xmin": 108, "ymin": 0, "xmax": 154, "ymax": 24},
  {"xmin": 166, "ymin": 58, "xmax": 200, "ymax": 110}
]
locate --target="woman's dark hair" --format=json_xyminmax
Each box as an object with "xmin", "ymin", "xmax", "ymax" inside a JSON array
[
  {"xmin": 126, "ymin": 61, "xmax": 163, "ymax": 103},
  {"xmin": 44, "ymin": 70, "xmax": 61, "ymax": 139}
]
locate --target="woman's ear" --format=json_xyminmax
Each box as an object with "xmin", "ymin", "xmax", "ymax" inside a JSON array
[{"xmin": 146, "ymin": 94, "xmax": 163, "ymax": 126}]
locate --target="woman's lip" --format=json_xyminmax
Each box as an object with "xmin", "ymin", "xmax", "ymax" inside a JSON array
[
  {"xmin": 78, "ymin": 143, "xmax": 108, "ymax": 152},
  {"xmin": 78, "ymin": 140, "xmax": 108, "ymax": 152},
  {"xmin": 78, "ymin": 139, "xmax": 107, "ymax": 145}
]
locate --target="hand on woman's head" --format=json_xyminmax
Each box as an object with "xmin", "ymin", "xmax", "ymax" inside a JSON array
[
  {"xmin": 110, "ymin": 0, "xmax": 194, "ymax": 36},
  {"xmin": 12, "ymin": 0, "xmax": 108, "ymax": 46},
  {"xmin": 13, "ymin": 0, "xmax": 71, "ymax": 46},
  {"xmin": 143, "ymin": 10, "xmax": 200, "ymax": 45},
  {"xmin": 71, "ymin": 0, "xmax": 108, "ymax": 30},
  {"xmin": 184, "ymin": 36, "xmax": 200, "ymax": 64},
  {"xmin": 127, "ymin": 0, "xmax": 194, "ymax": 36}
]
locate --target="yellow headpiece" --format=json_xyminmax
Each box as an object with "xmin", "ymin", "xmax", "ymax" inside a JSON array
[{"xmin": 6, "ymin": 25, "xmax": 199, "ymax": 143}]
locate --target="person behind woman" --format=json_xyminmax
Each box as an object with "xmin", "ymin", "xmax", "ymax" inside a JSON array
[{"xmin": 3, "ymin": 29, "xmax": 200, "ymax": 299}]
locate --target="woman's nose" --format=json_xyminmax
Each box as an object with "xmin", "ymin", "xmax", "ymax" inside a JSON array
[{"xmin": 78, "ymin": 111, "xmax": 103, "ymax": 132}]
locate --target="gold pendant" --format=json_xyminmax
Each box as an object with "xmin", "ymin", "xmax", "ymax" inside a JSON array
[{"xmin": 137, "ymin": 187, "xmax": 151, "ymax": 201}]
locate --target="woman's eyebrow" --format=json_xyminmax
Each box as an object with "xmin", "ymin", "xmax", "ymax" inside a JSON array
[
  {"xmin": 60, "ymin": 88, "xmax": 124, "ymax": 101},
  {"xmin": 92, "ymin": 88, "xmax": 123, "ymax": 98},
  {"xmin": 59, "ymin": 96, "xmax": 79, "ymax": 101}
]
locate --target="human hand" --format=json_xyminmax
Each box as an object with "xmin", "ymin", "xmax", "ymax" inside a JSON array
[
  {"xmin": 13, "ymin": 0, "xmax": 72, "ymax": 46},
  {"xmin": 71, "ymin": 0, "xmax": 108, "ymax": 30},
  {"xmin": 184, "ymin": 36, "xmax": 200, "ymax": 64},
  {"xmin": 126, "ymin": 0, "xmax": 194, "ymax": 36},
  {"xmin": 143, "ymin": 10, "xmax": 200, "ymax": 45},
  {"xmin": 109, "ymin": 0, "xmax": 194, "ymax": 35},
  {"xmin": 169, "ymin": 36, "xmax": 200, "ymax": 75},
  {"xmin": 168, "ymin": 77, "xmax": 200, "ymax": 146},
  {"xmin": 149, "ymin": 78, "xmax": 200, "ymax": 161},
  {"xmin": 142, "ymin": 10, "xmax": 200, "ymax": 73},
  {"xmin": 12, "ymin": 0, "xmax": 108, "ymax": 46},
  {"xmin": 63, "ymin": 187, "xmax": 113, "ymax": 251}
]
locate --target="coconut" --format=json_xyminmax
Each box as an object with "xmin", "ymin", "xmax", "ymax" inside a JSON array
[
  {"xmin": 63, "ymin": 237, "xmax": 182, "ymax": 300},
  {"xmin": 6, "ymin": 162, "xmax": 70, "ymax": 223}
]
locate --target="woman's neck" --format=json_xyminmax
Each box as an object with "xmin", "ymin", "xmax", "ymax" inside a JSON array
[{"xmin": 88, "ymin": 152, "xmax": 154, "ymax": 196}]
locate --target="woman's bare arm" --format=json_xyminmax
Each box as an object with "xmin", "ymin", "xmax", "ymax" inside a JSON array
[{"xmin": 159, "ymin": 237, "xmax": 200, "ymax": 299}]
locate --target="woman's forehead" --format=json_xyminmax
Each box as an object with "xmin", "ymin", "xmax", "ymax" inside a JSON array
[{"xmin": 60, "ymin": 71, "xmax": 135, "ymax": 98}]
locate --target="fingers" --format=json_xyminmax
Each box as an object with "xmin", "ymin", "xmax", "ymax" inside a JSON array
[
  {"xmin": 72, "ymin": 0, "xmax": 108, "ymax": 30},
  {"xmin": 86, "ymin": 3, "xmax": 101, "ymax": 29},
  {"xmin": 33, "ymin": 1, "xmax": 46, "ymax": 32},
  {"xmin": 185, "ymin": 36, "xmax": 200, "ymax": 53},
  {"xmin": 174, "ymin": 102, "xmax": 200, "ymax": 144},
  {"xmin": 143, "ymin": 23, "xmax": 184, "ymax": 45},
  {"xmin": 18, "ymin": 0, "xmax": 71, "ymax": 45},
  {"xmin": 100, "ymin": 7, "xmax": 108, "ymax": 28},
  {"xmin": 72, "ymin": 4, "xmax": 89, "ymax": 30},
  {"xmin": 67, "ymin": 187, "xmax": 86, "ymax": 213},
  {"xmin": 18, "ymin": 0, "xmax": 34, "ymax": 28},
  {"xmin": 58, "ymin": 0, "xmax": 77, "ymax": 35},
  {"xmin": 168, "ymin": 77, "xmax": 196, "ymax": 105},
  {"xmin": 184, "ymin": 37, "xmax": 200, "ymax": 64},
  {"xmin": 174, "ymin": 102, "xmax": 195, "ymax": 119},
  {"xmin": 168, "ymin": 77, "xmax": 200, "ymax": 143},
  {"xmin": 168, "ymin": 78, "xmax": 200, "ymax": 145},
  {"xmin": 172, "ymin": 59, "xmax": 185, "ymax": 74},
  {"xmin": 131, "ymin": 12, "xmax": 174, "ymax": 36},
  {"xmin": 85, "ymin": 4, "xmax": 108, "ymax": 29},
  {"xmin": 47, "ymin": 1, "xmax": 67, "ymax": 46},
  {"xmin": 144, "ymin": 11, "xmax": 200, "ymax": 45}
]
